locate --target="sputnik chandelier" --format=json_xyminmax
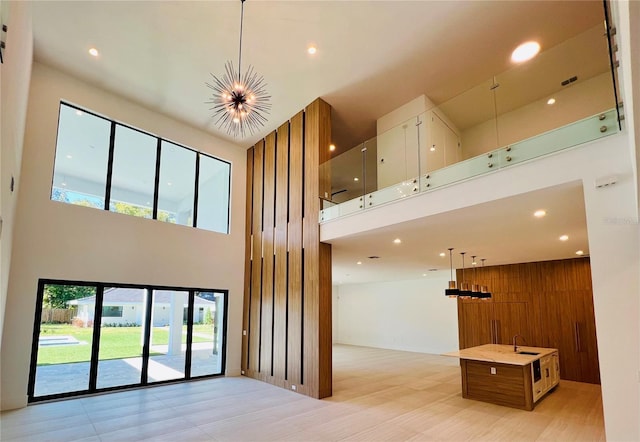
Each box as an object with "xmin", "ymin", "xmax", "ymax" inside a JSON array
[{"xmin": 206, "ymin": 0, "xmax": 271, "ymax": 138}]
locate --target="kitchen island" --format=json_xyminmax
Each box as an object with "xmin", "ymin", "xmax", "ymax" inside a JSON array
[{"xmin": 444, "ymin": 344, "xmax": 559, "ymax": 410}]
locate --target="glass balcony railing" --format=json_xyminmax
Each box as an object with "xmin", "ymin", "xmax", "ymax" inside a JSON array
[
  {"xmin": 320, "ymin": 22, "xmax": 622, "ymax": 223},
  {"xmin": 321, "ymin": 109, "xmax": 619, "ymax": 222}
]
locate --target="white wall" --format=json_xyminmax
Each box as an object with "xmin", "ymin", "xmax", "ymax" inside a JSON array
[
  {"xmin": 0, "ymin": 62, "xmax": 247, "ymax": 410},
  {"xmin": 461, "ymin": 72, "xmax": 615, "ymax": 159},
  {"xmin": 334, "ymin": 272, "xmax": 459, "ymax": 354},
  {"xmin": 0, "ymin": 0, "xmax": 32, "ymax": 347}
]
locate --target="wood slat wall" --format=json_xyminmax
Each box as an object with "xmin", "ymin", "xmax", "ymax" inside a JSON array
[{"xmin": 242, "ymin": 99, "xmax": 332, "ymax": 399}]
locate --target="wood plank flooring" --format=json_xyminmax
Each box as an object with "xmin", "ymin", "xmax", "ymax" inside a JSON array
[{"xmin": 0, "ymin": 345, "xmax": 605, "ymax": 441}]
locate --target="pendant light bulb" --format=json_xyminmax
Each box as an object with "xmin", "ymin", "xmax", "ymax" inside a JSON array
[
  {"xmin": 471, "ymin": 255, "xmax": 482, "ymax": 298},
  {"xmin": 445, "ymin": 248, "xmax": 459, "ymax": 298},
  {"xmin": 459, "ymin": 252, "xmax": 472, "ymax": 298},
  {"xmin": 480, "ymin": 258, "xmax": 492, "ymax": 299}
]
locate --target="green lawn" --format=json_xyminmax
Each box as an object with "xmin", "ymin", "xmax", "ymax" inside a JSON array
[{"xmin": 38, "ymin": 324, "xmax": 213, "ymax": 366}]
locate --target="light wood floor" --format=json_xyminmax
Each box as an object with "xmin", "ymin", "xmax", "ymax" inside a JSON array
[{"xmin": 0, "ymin": 345, "xmax": 605, "ymax": 441}]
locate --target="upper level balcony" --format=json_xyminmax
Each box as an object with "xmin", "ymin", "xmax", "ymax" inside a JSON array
[{"xmin": 320, "ymin": 16, "xmax": 623, "ymax": 223}]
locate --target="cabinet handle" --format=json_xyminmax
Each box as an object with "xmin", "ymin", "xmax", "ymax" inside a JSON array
[
  {"xmin": 574, "ymin": 322, "xmax": 582, "ymax": 353},
  {"xmin": 491, "ymin": 319, "xmax": 498, "ymax": 344},
  {"xmin": 492, "ymin": 320, "xmax": 496, "ymax": 344}
]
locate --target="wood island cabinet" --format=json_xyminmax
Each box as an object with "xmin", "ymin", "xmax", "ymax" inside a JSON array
[{"xmin": 456, "ymin": 258, "xmax": 600, "ymax": 384}]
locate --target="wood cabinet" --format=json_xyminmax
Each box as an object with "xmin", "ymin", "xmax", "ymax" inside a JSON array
[
  {"xmin": 539, "ymin": 289, "xmax": 600, "ymax": 384},
  {"xmin": 462, "ymin": 359, "xmax": 534, "ymax": 410},
  {"xmin": 457, "ymin": 258, "xmax": 600, "ymax": 384},
  {"xmin": 458, "ymin": 300, "xmax": 532, "ymax": 348}
]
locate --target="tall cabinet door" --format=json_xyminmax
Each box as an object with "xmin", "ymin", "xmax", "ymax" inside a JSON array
[
  {"xmin": 575, "ymin": 289, "xmax": 601, "ymax": 384},
  {"xmin": 542, "ymin": 290, "xmax": 600, "ymax": 383},
  {"xmin": 458, "ymin": 301, "xmax": 493, "ymax": 349},
  {"xmin": 493, "ymin": 302, "xmax": 531, "ymax": 346}
]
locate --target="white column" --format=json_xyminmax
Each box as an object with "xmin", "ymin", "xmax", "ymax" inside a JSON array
[
  {"xmin": 583, "ymin": 175, "xmax": 640, "ymax": 442},
  {"xmin": 168, "ymin": 292, "xmax": 185, "ymax": 355}
]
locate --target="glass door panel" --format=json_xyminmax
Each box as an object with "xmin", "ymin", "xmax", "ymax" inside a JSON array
[
  {"xmin": 190, "ymin": 292, "xmax": 225, "ymax": 377},
  {"xmin": 147, "ymin": 290, "xmax": 188, "ymax": 383},
  {"xmin": 33, "ymin": 284, "xmax": 97, "ymax": 397},
  {"xmin": 96, "ymin": 287, "xmax": 147, "ymax": 389}
]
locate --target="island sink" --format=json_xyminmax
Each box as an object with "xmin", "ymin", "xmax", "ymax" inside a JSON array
[{"xmin": 517, "ymin": 351, "xmax": 540, "ymax": 355}]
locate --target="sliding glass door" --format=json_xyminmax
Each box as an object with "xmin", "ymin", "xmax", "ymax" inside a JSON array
[
  {"xmin": 30, "ymin": 283, "xmax": 96, "ymax": 397},
  {"xmin": 148, "ymin": 290, "xmax": 188, "ymax": 383},
  {"xmin": 96, "ymin": 287, "xmax": 147, "ymax": 389},
  {"xmin": 190, "ymin": 291, "xmax": 226, "ymax": 377},
  {"xmin": 29, "ymin": 280, "xmax": 228, "ymax": 402}
]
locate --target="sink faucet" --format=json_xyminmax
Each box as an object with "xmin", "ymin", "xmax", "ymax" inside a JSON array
[{"xmin": 513, "ymin": 334, "xmax": 526, "ymax": 352}]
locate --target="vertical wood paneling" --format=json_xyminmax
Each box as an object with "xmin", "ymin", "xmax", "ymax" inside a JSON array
[
  {"xmin": 243, "ymin": 99, "xmax": 332, "ymax": 399},
  {"xmin": 242, "ymin": 148, "xmax": 254, "ymax": 372},
  {"xmin": 303, "ymin": 101, "xmax": 321, "ymax": 396},
  {"xmin": 248, "ymin": 140, "xmax": 264, "ymax": 374},
  {"xmin": 318, "ymin": 241, "xmax": 332, "ymax": 398},
  {"xmin": 302, "ymin": 99, "xmax": 332, "ymax": 398},
  {"xmin": 287, "ymin": 111, "xmax": 304, "ymax": 387},
  {"xmin": 260, "ymin": 132, "xmax": 276, "ymax": 376},
  {"xmin": 273, "ymin": 122, "xmax": 290, "ymax": 383}
]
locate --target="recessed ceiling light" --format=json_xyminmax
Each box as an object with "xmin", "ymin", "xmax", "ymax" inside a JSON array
[
  {"xmin": 167, "ymin": 182, "xmax": 173, "ymax": 186},
  {"xmin": 357, "ymin": 261, "xmax": 362, "ymax": 265},
  {"xmin": 547, "ymin": 98, "xmax": 556, "ymax": 105},
  {"xmin": 329, "ymin": 144, "xmax": 336, "ymax": 152},
  {"xmin": 66, "ymin": 154, "xmax": 73, "ymax": 159},
  {"xmin": 534, "ymin": 210, "xmax": 546, "ymax": 218},
  {"xmin": 88, "ymin": 47, "xmax": 99, "ymax": 57},
  {"xmin": 511, "ymin": 41, "xmax": 540, "ymax": 63},
  {"xmin": 422, "ymin": 273, "xmax": 427, "ymax": 277},
  {"xmin": 559, "ymin": 235, "xmax": 569, "ymax": 241},
  {"xmin": 353, "ymin": 177, "xmax": 359, "ymax": 182},
  {"xmin": 75, "ymin": 110, "xmax": 83, "ymax": 116},
  {"xmin": 393, "ymin": 238, "xmax": 402, "ymax": 244},
  {"xmin": 576, "ymin": 250, "xmax": 584, "ymax": 255},
  {"xmin": 439, "ymin": 252, "xmax": 446, "ymax": 257},
  {"xmin": 307, "ymin": 46, "xmax": 317, "ymax": 55}
]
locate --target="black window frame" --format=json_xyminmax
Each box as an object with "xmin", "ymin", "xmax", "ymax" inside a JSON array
[
  {"xmin": 28, "ymin": 278, "xmax": 229, "ymax": 403},
  {"xmin": 51, "ymin": 101, "xmax": 232, "ymax": 234}
]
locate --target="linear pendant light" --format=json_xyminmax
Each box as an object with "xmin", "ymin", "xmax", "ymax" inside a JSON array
[{"xmin": 445, "ymin": 248, "xmax": 460, "ymax": 298}]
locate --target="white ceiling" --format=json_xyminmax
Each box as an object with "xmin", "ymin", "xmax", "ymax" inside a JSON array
[
  {"xmin": 329, "ymin": 182, "xmax": 589, "ymax": 284},
  {"xmin": 31, "ymin": 0, "xmax": 604, "ymax": 151},
  {"xmin": 32, "ymin": 1, "xmax": 603, "ymax": 285}
]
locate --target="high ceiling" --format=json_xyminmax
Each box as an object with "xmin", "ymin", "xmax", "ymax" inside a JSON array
[
  {"xmin": 31, "ymin": 0, "xmax": 604, "ymax": 151},
  {"xmin": 31, "ymin": 1, "xmax": 605, "ymax": 285}
]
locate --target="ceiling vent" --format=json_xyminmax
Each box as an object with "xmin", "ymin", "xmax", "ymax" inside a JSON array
[{"xmin": 561, "ymin": 75, "xmax": 578, "ymax": 86}]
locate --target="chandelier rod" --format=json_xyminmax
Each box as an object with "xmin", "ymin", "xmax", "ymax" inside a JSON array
[{"xmin": 238, "ymin": 0, "xmax": 246, "ymax": 82}]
